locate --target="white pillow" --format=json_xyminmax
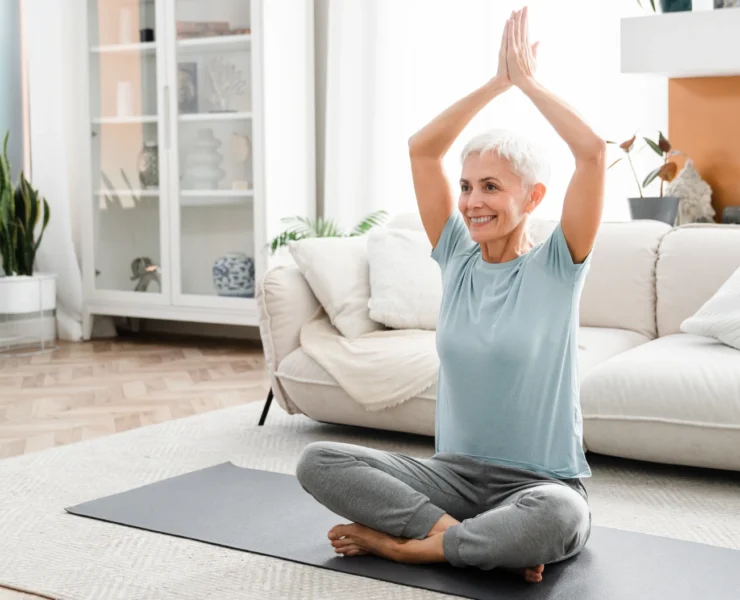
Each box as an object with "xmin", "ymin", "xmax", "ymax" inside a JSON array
[
  {"xmin": 680, "ymin": 266, "xmax": 740, "ymax": 351},
  {"xmin": 366, "ymin": 228, "xmax": 442, "ymax": 330},
  {"xmin": 288, "ymin": 236, "xmax": 384, "ymax": 339}
]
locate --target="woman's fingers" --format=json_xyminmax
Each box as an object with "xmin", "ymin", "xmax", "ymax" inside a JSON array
[
  {"xmin": 531, "ymin": 41, "xmax": 539, "ymax": 59},
  {"xmin": 499, "ymin": 18, "xmax": 507, "ymax": 60},
  {"xmin": 521, "ymin": 6, "xmax": 529, "ymax": 50},
  {"xmin": 511, "ymin": 10, "xmax": 519, "ymax": 52}
]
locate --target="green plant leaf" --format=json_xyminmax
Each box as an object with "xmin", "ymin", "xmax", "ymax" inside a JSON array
[
  {"xmin": 350, "ymin": 210, "xmax": 388, "ymax": 236},
  {"xmin": 649, "ymin": 0, "xmax": 656, "ymax": 10},
  {"xmin": 643, "ymin": 137, "xmax": 663, "ymax": 157},
  {"xmin": 281, "ymin": 216, "xmax": 320, "ymax": 238},
  {"xmin": 316, "ymin": 217, "xmax": 342, "ymax": 238},
  {"xmin": 33, "ymin": 198, "xmax": 51, "ymax": 257},
  {"xmin": 642, "ymin": 166, "xmax": 662, "ymax": 188},
  {"xmin": 607, "ymin": 157, "xmax": 623, "ymax": 170},
  {"xmin": 269, "ymin": 230, "xmax": 304, "ymax": 254}
]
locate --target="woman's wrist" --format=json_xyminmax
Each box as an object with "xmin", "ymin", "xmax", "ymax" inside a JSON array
[
  {"xmin": 516, "ymin": 76, "xmax": 542, "ymax": 97},
  {"xmin": 485, "ymin": 76, "xmax": 512, "ymax": 95}
]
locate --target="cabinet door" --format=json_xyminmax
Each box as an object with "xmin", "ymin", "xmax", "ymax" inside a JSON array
[
  {"xmin": 165, "ymin": 0, "xmax": 257, "ymax": 308},
  {"xmin": 86, "ymin": 0, "xmax": 170, "ymax": 303}
]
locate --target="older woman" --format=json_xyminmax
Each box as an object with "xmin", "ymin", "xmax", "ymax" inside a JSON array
[{"xmin": 295, "ymin": 7, "xmax": 605, "ymax": 584}]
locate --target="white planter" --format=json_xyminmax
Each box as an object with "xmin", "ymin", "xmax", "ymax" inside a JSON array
[
  {"xmin": 0, "ymin": 274, "xmax": 56, "ymax": 313},
  {"xmin": 0, "ymin": 274, "xmax": 57, "ymax": 356}
]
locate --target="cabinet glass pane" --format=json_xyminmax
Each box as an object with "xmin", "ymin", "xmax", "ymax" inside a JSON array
[
  {"xmin": 88, "ymin": 0, "xmax": 163, "ymax": 295},
  {"xmin": 175, "ymin": 0, "xmax": 254, "ymax": 298}
]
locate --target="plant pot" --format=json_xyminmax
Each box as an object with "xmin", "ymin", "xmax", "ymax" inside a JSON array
[
  {"xmin": 628, "ymin": 197, "xmax": 680, "ymax": 225},
  {"xmin": 0, "ymin": 274, "xmax": 57, "ymax": 356},
  {"xmin": 660, "ymin": 0, "xmax": 692, "ymax": 10}
]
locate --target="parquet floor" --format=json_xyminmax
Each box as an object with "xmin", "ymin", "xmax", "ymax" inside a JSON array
[
  {"xmin": 0, "ymin": 335, "xmax": 269, "ymax": 460},
  {"xmin": 0, "ymin": 335, "xmax": 270, "ymax": 599}
]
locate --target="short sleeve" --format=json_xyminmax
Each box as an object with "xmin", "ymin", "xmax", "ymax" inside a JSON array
[
  {"xmin": 430, "ymin": 211, "xmax": 472, "ymax": 270},
  {"xmin": 533, "ymin": 221, "xmax": 592, "ymax": 283}
]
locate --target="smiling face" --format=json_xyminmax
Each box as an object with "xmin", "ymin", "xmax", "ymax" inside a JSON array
[{"xmin": 458, "ymin": 150, "xmax": 544, "ymax": 245}]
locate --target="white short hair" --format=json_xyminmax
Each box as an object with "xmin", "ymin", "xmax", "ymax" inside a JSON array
[{"xmin": 460, "ymin": 129, "xmax": 550, "ymax": 189}]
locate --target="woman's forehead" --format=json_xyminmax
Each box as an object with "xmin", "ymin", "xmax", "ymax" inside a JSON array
[{"xmin": 461, "ymin": 152, "xmax": 520, "ymax": 183}]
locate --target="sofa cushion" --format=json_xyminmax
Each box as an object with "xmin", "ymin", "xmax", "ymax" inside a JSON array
[
  {"xmin": 289, "ymin": 236, "xmax": 384, "ymax": 339},
  {"xmin": 681, "ymin": 266, "xmax": 740, "ymax": 351},
  {"xmin": 581, "ymin": 333, "xmax": 740, "ymax": 471},
  {"xmin": 656, "ymin": 224, "xmax": 740, "ymax": 337},
  {"xmin": 276, "ymin": 347, "xmax": 437, "ymax": 437},
  {"xmin": 578, "ymin": 327, "xmax": 651, "ymax": 376},
  {"xmin": 367, "ymin": 227, "xmax": 441, "ymax": 330},
  {"xmin": 387, "ymin": 212, "xmax": 669, "ymax": 339}
]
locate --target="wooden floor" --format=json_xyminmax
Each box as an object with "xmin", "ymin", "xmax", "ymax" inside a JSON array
[{"xmin": 0, "ymin": 334, "xmax": 270, "ymax": 598}]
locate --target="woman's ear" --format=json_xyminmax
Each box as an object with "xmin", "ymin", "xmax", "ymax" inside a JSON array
[{"xmin": 526, "ymin": 182, "xmax": 546, "ymax": 213}]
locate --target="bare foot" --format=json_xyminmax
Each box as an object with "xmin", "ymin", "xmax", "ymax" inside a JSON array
[
  {"xmin": 327, "ymin": 522, "xmax": 403, "ymax": 562},
  {"xmin": 503, "ymin": 564, "xmax": 545, "ymax": 583}
]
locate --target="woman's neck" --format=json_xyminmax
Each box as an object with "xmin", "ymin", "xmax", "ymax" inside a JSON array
[{"xmin": 479, "ymin": 220, "xmax": 532, "ymax": 264}]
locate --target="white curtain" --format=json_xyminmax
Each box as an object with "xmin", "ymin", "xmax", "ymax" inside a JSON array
[
  {"xmin": 323, "ymin": 0, "xmax": 668, "ymax": 228},
  {"xmin": 24, "ymin": 0, "xmax": 91, "ymax": 341}
]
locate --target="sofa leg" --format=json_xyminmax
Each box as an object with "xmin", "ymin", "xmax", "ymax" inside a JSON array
[{"xmin": 258, "ymin": 388, "xmax": 274, "ymax": 426}]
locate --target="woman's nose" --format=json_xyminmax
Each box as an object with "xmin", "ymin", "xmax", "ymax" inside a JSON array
[{"xmin": 467, "ymin": 193, "xmax": 484, "ymax": 208}]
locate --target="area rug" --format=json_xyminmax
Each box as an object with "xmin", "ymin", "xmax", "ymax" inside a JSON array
[{"xmin": 1, "ymin": 401, "xmax": 739, "ymax": 600}]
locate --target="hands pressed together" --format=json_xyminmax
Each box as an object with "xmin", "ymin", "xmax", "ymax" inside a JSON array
[{"xmin": 494, "ymin": 6, "xmax": 539, "ymax": 92}]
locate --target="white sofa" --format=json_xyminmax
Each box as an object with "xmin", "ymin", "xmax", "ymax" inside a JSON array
[{"xmin": 257, "ymin": 214, "xmax": 740, "ymax": 472}]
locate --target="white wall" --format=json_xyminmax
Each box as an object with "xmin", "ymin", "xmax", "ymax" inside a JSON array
[{"xmin": 320, "ymin": 0, "xmax": 668, "ymax": 227}]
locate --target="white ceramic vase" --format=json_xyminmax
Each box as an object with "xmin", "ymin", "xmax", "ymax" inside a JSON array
[{"xmin": 183, "ymin": 128, "xmax": 226, "ymax": 190}]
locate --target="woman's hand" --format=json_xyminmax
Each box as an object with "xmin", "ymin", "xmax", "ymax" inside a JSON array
[
  {"xmin": 506, "ymin": 7, "xmax": 539, "ymax": 90},
  {"xmin": 490, "ymin": 18, "xmax": 512, "ymax": 90}
]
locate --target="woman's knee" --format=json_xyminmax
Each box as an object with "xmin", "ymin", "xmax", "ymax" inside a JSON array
[
  {"xmin": 522, "ymin": 486, "xmax": 590, "ymax": 556},
  {"xmin": 295, "ymin": 441, "xmax": 341, "ymax": 488}
]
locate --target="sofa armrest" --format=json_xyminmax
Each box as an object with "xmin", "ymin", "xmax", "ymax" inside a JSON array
[{"xmin": 256, "ymin": 264, "xmax": 320, "ymax": 415}]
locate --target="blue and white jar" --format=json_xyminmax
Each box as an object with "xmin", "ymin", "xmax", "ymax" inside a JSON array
[{"xmin": 212, "ymin": 253, "xmax": 255, "ymax": 297}]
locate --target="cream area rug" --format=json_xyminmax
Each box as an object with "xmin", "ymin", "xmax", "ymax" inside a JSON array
[{"xmin": 1, "ymin": 401, "xmax": 740, "ymax": 600}]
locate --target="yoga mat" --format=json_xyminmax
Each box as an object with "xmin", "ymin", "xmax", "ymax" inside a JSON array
[{"xmin": 66, "ymin": 462, "xmax": 739, "ymax": 600}]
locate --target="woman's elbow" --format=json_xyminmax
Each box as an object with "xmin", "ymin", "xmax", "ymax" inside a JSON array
[{"xmin": 576, "ymin": 137, "xmax": 606, "ymax": 164}]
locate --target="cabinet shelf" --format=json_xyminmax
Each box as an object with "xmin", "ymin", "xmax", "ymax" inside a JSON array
[
  {"xmin": 90, "ymin": 42, "xmax": 157, "ymax": 54},
  {"xmin": 95, "ymin": 189, "xmax": 159, "ymax": 197},
  {"xmin": 92, "ymin": 116, "xmax": 158, "ymax": 125},
  {"xmin": 179, "ymin": 112, "xmax": 252, "ymax": 123},
  {"xmin": 177, "ymin": 33, "xmax": 251, "ymax": 51},
  {"xmin": 180, "ymin": 190, "xmax": 254, "ymax": 207}
]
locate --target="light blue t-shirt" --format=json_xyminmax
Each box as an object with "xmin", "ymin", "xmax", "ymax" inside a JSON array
[{"xmin": 431, "ymin": 211, "xmax": 592, "ymax": 479}]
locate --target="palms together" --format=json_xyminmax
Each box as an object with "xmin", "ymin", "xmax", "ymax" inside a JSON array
[{"xmin": 495, "ymin": 7, "xmax": 539, "ymax": 88}]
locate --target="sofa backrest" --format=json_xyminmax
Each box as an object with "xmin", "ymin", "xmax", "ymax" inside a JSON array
[
  {"xmin": 387, "ymin": 212, "xmax": 670, "ymax": 339},
  {"xmin": 656, "ymin": 224, "xmax": 740, "ymax": 337}
]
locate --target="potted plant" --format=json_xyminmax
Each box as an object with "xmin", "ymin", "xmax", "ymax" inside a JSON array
[
  {"xmin": 637, "ymin": 0, "xmax": 692, "ymax": 11},
  {"xmin": 0, "ymin": 131, "xmax": 53, "ymax": 354},
  {"xmin": 607, "ymin": 132, "xmax": 683, "ymax": 225},
  {"xmin": 268, "ymin": 210, "xmax": 388, "ymax": 255}
]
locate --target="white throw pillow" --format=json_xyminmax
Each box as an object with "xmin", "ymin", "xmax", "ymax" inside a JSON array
[
  {"xmin": 288, "ymin": 236, "xmax": 384, "ymax": 339},
  {"xmin": 366, "ymin": 228, "xmax": 442, "ymax": 330},
  {"xmin": 680, "ymin": 266, "xmax": 740, "ymax": 351}
]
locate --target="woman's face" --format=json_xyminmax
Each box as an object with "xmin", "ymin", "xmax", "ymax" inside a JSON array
[{"xmin": 458, "ymin": 151, "xmax": 542, "ymax": 244}]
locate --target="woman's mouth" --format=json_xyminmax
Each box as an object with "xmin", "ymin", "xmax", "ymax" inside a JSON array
[{"xmin": 470, "ymin": 215, "xmax": 497, "ymax": 227}]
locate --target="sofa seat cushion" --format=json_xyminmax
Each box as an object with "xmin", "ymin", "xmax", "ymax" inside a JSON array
[
  {"xmin": 581, "ymin": 333, "xmax": 740, "ymax": 470},
  {"xmin": 578, "ymin": 327, "xmax": 651, "ymax": 376},
  {"xmin": 275, "ymin": 347, "xmax": 437, "ymax": 436}
]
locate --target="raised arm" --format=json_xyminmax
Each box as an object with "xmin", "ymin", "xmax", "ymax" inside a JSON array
[
  {"xmin": 408, "ymin": 20, "xmax": 516, "ymax": 249},
  {"xmin": 507, "ymin": 7, "xmax": 606, "ymax": 264}
]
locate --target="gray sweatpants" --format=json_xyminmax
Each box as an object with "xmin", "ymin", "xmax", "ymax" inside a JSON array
[{"xmin": 295, "ymin": 441, "xmax": 591, "ymax": 570}]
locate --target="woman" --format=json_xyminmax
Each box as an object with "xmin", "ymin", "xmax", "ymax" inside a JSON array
[{"xmin": 295, "ymin": 7, "xmax": 605, "ymax": 584}]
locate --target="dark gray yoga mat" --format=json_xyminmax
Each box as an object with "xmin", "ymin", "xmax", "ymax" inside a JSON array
[{"xmin": 66, "ymin": 462, "xmax": 740, "ymax": 600}]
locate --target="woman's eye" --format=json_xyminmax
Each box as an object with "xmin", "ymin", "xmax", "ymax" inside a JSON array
[
  {"xmin": 486, "ymin": 183, "xmax": 497, "ymax": 191},
  {"xmin": 460, "ymin": 184, "xmax": 469, "ymax": 192}
]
